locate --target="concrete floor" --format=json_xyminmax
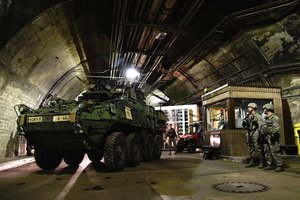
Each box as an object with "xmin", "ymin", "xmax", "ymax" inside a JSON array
[{"xmin": 0, "ymin": 152, "xmax": 299, "ymax": 200}]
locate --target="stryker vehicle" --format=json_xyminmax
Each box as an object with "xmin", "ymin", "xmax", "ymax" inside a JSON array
[{"xmin": 15, "ymin": 83, "xmax": 167, "ymax": 171}]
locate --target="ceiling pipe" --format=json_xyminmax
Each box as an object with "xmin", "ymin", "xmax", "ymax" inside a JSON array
[
  {"xmin": 110, "ymin": 0, "xmax": 130, "ymax": 79},
  {"xmin": 145, "ymin": 52, "xmax": 244, "ymax": 96},
  {"xmin": 150, "ymin": 92, "xmax": 170, "ymax": 103},
  {"xmin": 173, "ymin": 65, "xmax": 253, "ymax": 105},
  {"xmin": 178, "ymin": 68, "xmax": 198, "ymax": 89},
  {"xmin": 143, "ymin": 0, "xmax": 206, "ymax": 91},
  {"xmin": 188, "ymin": 0, "xmax": 299, "ymax": 64},
  {"xmin": 195, "ymin": 53, "xmax": 244, "ymax": 83},
  {"xmin": 39, "ymin": 65, "xmax": 83, "ymax": 108},
  {"xmin": 179, "ymin": 63, "xmax": 300, "ymax": 105},
  {"xmin": 134, "ymin": 0, "xmax": 170, "ymax": 72},
  {"xmin": 154, "ymin": 0, "xmax": 298, "ymax": 91},
  {"xmin": 115, "ymin": 0, "xmax": 130, "ymax": 79},
  {"xmin": 117, "ymin": 0, "xmax": 160, "ymax": 82},
  {"xmin": 235, "ymin": 62, "xmax": 300, "ymax": 84},
  {"xmin": 282, "ymin": 84, "xmax": 300, "ymax": 91},
  {"xmin": 203, "ymin": 57, "xmax": 225, "ymax": 81}
]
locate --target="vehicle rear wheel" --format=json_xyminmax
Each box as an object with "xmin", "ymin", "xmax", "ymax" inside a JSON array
[
  {"xmin": 153, "ymin": 135, "xmax": 163, "ymax": 160},
  {"xmin": 142, "ymin": 134, "xmax": 154, "ymax": 162},
  {"xmin": 104, "ymin": 132, "xmax": 127, "ymax": 172},
  {"xmin": 187, "ymin": 142, "xmax": 196, "ymax": 153},
  {"xmin": 34, "ymin": 149, "xmax": 62, "ymax": 170},
  {"xmin": 126, "ymin": 133, "xmax": 141, "ymax": 167},
  {"xmin": 63, "ymin": 150, "xmax": 85, "ymax": 166}
]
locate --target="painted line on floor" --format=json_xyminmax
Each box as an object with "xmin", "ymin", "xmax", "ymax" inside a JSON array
[
  {"xmin": 0, "ymin": 157, "xmax": 35, "ymax": 172},
  {"xmin": 55, "ymin": 157, "xmax": 91, "ymax": 200}
]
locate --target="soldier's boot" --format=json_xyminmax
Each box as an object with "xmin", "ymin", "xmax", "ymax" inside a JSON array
[
  {"xmin": 274, "ymin": 166, "xmax": 284, "ymax": 172},
  {"xmin": 258, "ymin": 159, "xmax": 266, "ymax": 169},
  {"xmin": 263, "ymin": 165, "xmax": 275, "ymax": 170},
  {"xmin": 245, "ymin": 159, "xmax": 256, "ymax": 168}
]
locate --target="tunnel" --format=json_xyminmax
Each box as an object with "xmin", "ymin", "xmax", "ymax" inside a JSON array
[
  {"xmin": 0, "ymin": 0, "xmax": 300, "ymax": 157},
  {"xmin": 1, "ymin": 1, "xmax": 300, "ymax": 200}
]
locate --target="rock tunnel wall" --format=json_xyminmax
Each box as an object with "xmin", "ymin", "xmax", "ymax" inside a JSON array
[
  {"xmin": 0, "ymin": 3, "xmax": 87, "ymax": 158},
  {"xmin": 0, "ymin": 66, "xmax": 41, "ymax": 157}
]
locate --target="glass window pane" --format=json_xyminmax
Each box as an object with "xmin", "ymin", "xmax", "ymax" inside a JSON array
[{"xmin": 206, "ymin": 100, "xmax": 227, "ymax": 131}]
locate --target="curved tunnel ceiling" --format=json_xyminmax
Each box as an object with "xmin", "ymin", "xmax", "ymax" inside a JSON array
[{"xmin": 0, "ymin": 0, "xmax": 299, "ymax": 110}]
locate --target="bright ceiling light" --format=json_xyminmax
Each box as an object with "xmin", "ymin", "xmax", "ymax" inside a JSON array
[{"xmin": 125, "ymin": 68, "xmax": 140, "ymax": 81}]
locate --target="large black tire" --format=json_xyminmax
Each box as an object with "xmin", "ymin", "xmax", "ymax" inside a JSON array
[
  {"xmin": 87, "ymin": 149, "xmax": 103, "ymax": 163},
  {"xmin": 126, "ymin": 133, "xmax": 141, "ymax": 167},
  {"xmin": 153, "ymin": 135, "xmax": 163, "ymax": 160},
  {"xmin": 187, "ymin": 142, "xmax": 196, "ymax": 153},
  {"xmin": 104, "ymin": 132, "xmax": 127, "ymax": 172},
  {"xmin": 142, "ymin": 134, "xmax": 154, "ymax": 162},
  {"xmin": 63, "ymin": 150, "xmax": 85, "ymax": 166},
  {"xmin": 34, "ymin": 149, "xmax": 62, "ymax": 170},
  {"xmin": 176, "ymin": 143, "xmax": 184, "ymax": 153}
]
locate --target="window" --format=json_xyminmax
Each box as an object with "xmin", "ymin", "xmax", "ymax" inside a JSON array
[
  {"xmin": 234, "ymin": 99, "xmax": 273, "ymax": 128},
  {"xmin": 206, "ymin": 100, "xmax": 227, "ymax": 131}
]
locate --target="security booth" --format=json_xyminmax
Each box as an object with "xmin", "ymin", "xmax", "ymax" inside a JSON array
[{"xmin": 201, "ymin": 84, "xmax": 287, "ymax": 156}]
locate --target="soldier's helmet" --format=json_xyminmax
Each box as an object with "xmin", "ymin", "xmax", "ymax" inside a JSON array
[
  {"xmin": 263, "ymin": 103, "xmax": 274, "ymax": 111},
  {"xmin": 247, "ymin": 102, "xmax": 257, "ymax": 109}
]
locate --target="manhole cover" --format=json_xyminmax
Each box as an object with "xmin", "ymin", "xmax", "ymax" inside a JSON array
[{"xmin": 212, "ymin": 182, "xmax": 269, "ymax": 193}]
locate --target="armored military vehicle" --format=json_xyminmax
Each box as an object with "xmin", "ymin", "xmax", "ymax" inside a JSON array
[{"xmin": 15, "ymin": 83, "xmax": 167, "ymax": 171}]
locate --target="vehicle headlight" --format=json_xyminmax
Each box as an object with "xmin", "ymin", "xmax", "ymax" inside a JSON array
[
  {"xmin": 78, "ymin": 102, "xmax": 86, "ymax": 109},
  {"xmin": 19, "ymin": 105, "xmax": 29, "ymax": 114},
  {"xmin": 61, "ymin": 105, "xmax": 67, "ymax": 110},
  {"xmin": 75, "ymin": 124, "xmax": 83, "ymax": 134},
  {"xmin": 109, "ymin": 104, "xmax": 116, "ymax": 115}
]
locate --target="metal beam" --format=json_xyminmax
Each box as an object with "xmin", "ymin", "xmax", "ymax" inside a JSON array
[
  {"xmin": 195, "ymin": 53, "xmax": 244, "ymax": 83},
  {"xmin": 118, "ymin": 22, "xmax": 184, "ymax": 33},
  {"xmin": 150, "ymin": 93, "xmax": 169, "ymax": 103},
  {"xmin": 178, "ymin": 69, "xmax": 198, "ymax": 89}
]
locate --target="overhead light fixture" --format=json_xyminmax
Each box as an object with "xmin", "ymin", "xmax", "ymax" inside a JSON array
[
  {"xmin": 155, "ymin": 32, "xmax": 167, "ymax": 40},
  {"xmin": 125, "ymin": 68, "xmax": 140, "ymax": 81}
]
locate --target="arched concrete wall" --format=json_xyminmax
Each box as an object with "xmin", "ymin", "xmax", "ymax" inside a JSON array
[{"xmin": 0, "ymin": 3, "xmax": 88, "ymax": 157}]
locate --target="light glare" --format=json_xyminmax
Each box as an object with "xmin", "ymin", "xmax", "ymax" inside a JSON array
[{"xmin": 125, "ymin": 68, "xmax": 140, "ymax": 80}]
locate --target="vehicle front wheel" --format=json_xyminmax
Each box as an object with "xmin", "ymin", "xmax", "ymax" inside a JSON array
[
  {"xmin": 104, "ymin": 132, "xmax": 127, "ymax": 172},
  {"xmin": 63, "ymin": 150, "xmax": 85, "ymax": 166},
  {"xmin": 34, "ymin": 149, "xmax": 62, "ymax": 170}
]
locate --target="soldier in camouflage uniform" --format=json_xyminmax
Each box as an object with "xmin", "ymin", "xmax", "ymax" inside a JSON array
[
  {"xmin": 166, "ymin": 124, "xmax": 178, "ymax": 155},
  {"xmin": 242, "ymin": 103, "xmax": 264, "ymax": 167},
  {"xmin": 261, "ymin": 104, "xmax": 283, "ymax": 172}
]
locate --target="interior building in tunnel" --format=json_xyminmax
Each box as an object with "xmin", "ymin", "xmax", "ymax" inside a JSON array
[{"xmin": 0, "ymin": 0, "xmax": 300, "ymax": 159}]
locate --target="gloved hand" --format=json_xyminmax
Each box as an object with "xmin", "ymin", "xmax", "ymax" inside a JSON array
[
  {"xmin": 270, "ymin": 133, "xmax": 279, "ymax": 144},
  {"xmin": 242, "ymin": 119, "xmax": 248, "ymax": 128},
  {"xmin": 245, "ymin": 134, "xmax": 251, "ymax": 144}
]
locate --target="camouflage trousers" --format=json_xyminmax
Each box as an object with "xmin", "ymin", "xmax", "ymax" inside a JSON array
[
  {"xmin": 247, "ymin": 133, "xmax": 261, "ymax": 159},
  {"xmin": 168, "ymin": 138, "xmax": 177, "ymax": 153},
  {"xmin": 263, "ymin": 141, "xmax": 283, "ymax": 167}
]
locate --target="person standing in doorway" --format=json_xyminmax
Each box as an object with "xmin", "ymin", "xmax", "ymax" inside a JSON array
[
  {"xmin": 261, "ymin": 104, "xmax": 284, "ymax": 172},
  {"xmin": 242, "ymin": 103, "xmax": 264, "ymax": 167},
  {"xmin": 166, "ymin": 124, "xmax": 177, "ymax": 155}
]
